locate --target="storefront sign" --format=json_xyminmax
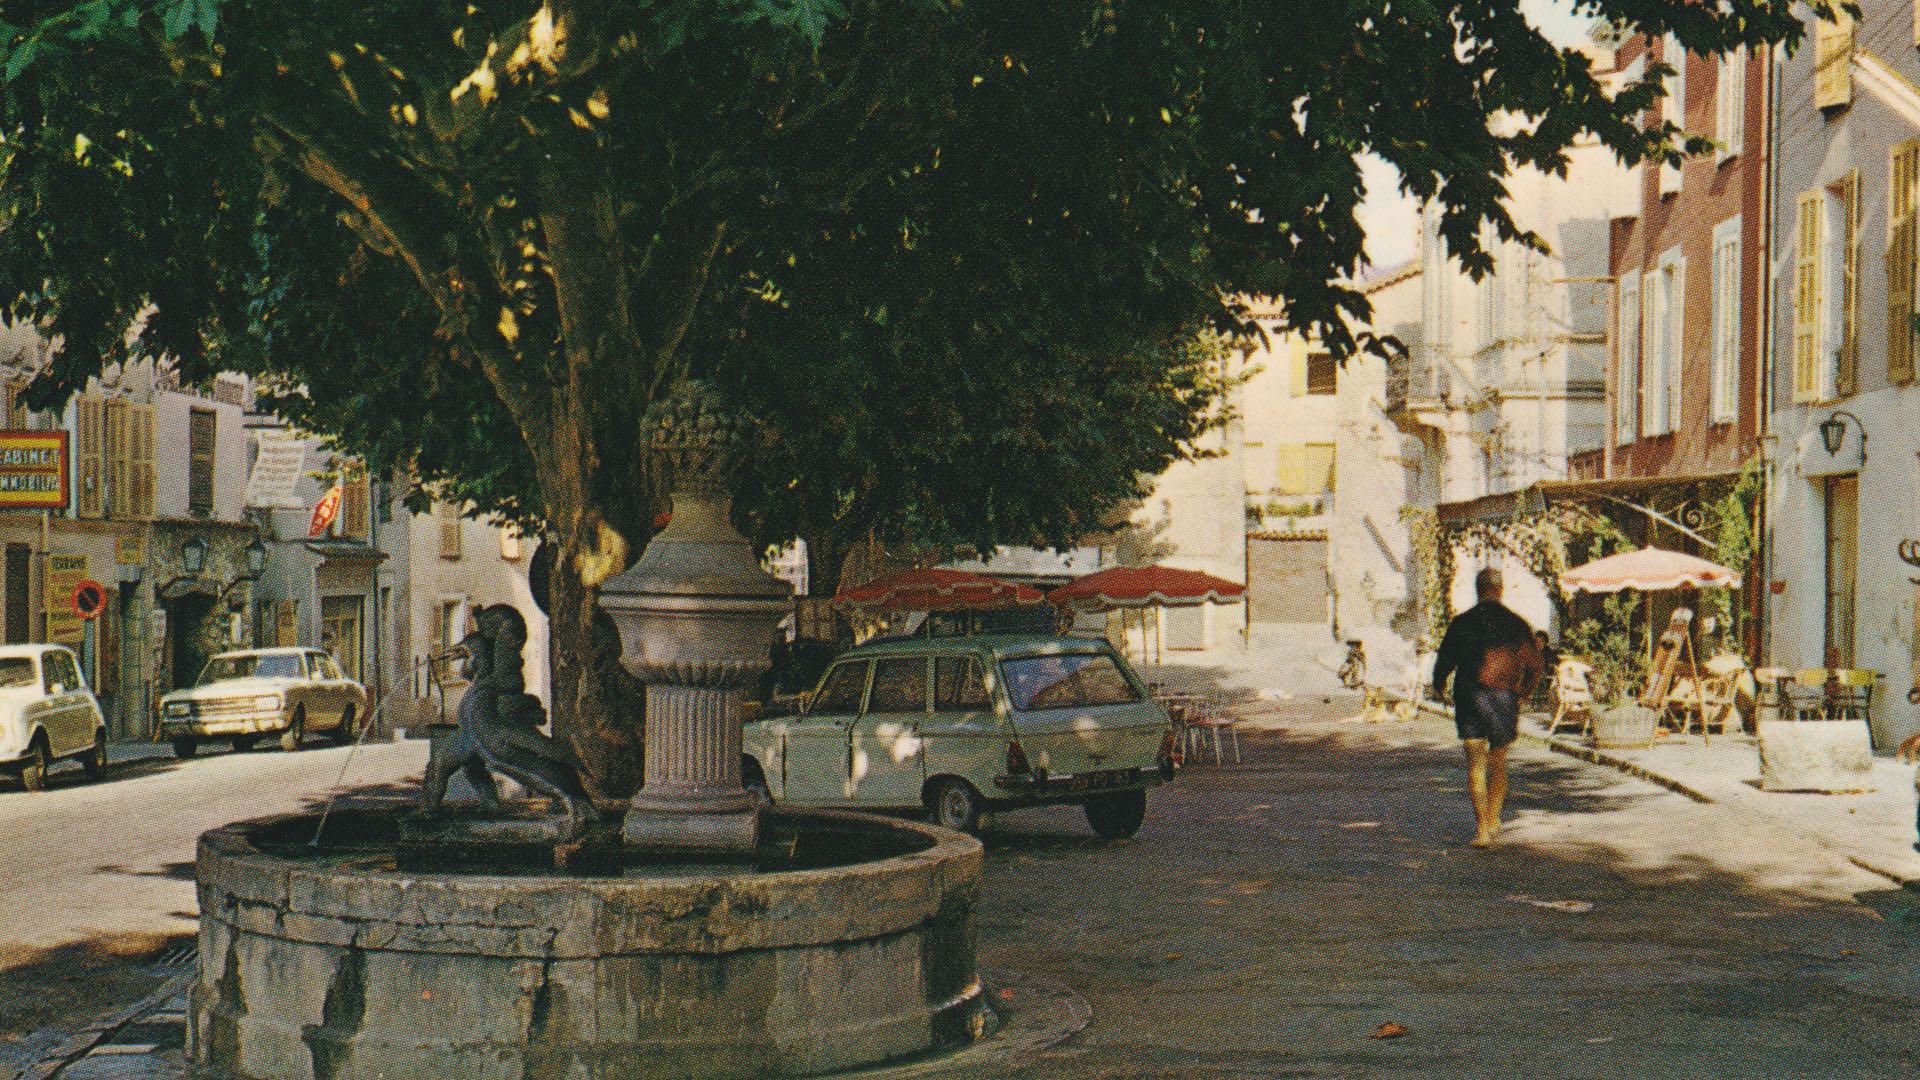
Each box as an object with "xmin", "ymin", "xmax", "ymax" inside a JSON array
[
  {"xmin": 246, "ymin": 430, "xmax": 309, "ymax": 509},
  {"xmin": 45, "ymin": 553, "xmax": 88, "ymax": 645},
  {"xmin": 115, "ymin": 532, "xmax": 146, "ymax": 566},
  {"xmin": 0, "ymin": 431, "xmax": 68, "ymax": 510}
]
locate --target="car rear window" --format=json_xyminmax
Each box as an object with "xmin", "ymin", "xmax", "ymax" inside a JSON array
[
  {"xmin": 199, "ymin": 654, "xmax": 302, "ymax": 685},
  {"xmin": 1000, "ymin": 653, "xmax": 1139, "ymax": 711},
  {"xmin": 0, "ymin": 658, "xmax": 34, "ymax": 689}
]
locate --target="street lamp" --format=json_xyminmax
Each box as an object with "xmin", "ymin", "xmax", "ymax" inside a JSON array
[
  {"xmin": 243, "ymin": 538, "xmax": 267, "ymax": 578},
  {"xmin": 1818, "ymin": 409, "xmax": 1866, "ymax": 461},
  {"xmin": 181, "ymin": 534, "xmax": 209, "ymax": 577}
]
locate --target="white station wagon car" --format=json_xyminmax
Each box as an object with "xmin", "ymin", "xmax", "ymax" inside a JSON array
[
  {"xmin": 744, "ymin": 634, "xmax": 1176, "ymax": 838},
  {"xmin": 159, "ymin": 647, "xmax": 368, "ymax": 757},
  {"xmin": 0, "ymin": 644, "xmax": 109, "ymax": 791}
]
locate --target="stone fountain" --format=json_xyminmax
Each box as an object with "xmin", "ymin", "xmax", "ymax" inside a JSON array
[{"xmin": 189, "ymin": 388, "xmax": 986, "ymax": 1079}]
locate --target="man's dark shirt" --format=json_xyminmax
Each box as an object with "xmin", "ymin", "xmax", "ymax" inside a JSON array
[{"xmin": 1432, "ymin": 600, "xmax": 1538, "ymax": 717}]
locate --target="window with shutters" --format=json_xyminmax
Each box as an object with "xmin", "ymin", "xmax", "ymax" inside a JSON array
[
  {"xmin": 1815, "ymin": 11, "xmax": 1853, "ymax": 110},
  {"xmin": 1305, "ymin": 352, "xmax": 1336, "ymax": 395},
  {"xmin": 437, "ymin": 501, "xmax": 463, "ymax": 559},
  {"xmin": 1829, "ymin": 173, "xmax": 1860, "ymax": 398},
  {"xmin": 1710, "ymin": 217, "xmax": 1742, "ymax": 424},
  {"xmin": 1794, "ymin": 190, "xmax": 1823, "ymax": 403},
  {"xmin": 188, "ymin": 408, "xmax": 216, "ymax": 516},
  {"xmin": 1716, "ymin": 46, "xmax": 1745, "ymax": 161},
  {"xmin": 74, "ymin": 395, "xmax": 104, "ymax": 518},
  {"xmin": 1617, "ymin": 273, "xmax": 1640, "ymax": 445},
  {"xmin": 1889, "ymin": 141, "xmax": 1920, "ymax": 385}
]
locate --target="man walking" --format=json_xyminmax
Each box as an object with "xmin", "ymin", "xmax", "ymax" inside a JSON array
[{"xmin": 1431, "ymin": 568, "xmax": 1544, "ymax": 847}]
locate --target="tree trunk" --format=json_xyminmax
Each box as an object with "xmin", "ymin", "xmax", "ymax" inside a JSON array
[{"xmin": 544, "ymin": 539, "xmax": 647, "ymax": 800}]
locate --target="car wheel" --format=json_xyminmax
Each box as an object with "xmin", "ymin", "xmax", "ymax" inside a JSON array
[
  {"xmin": 280, "ymin": 710, "xmax": 305, "ymax": 753},
  {"xmin": 171, "ymin": 736, "xmax": 199, "ymax": 759},
  {"xmin": 230, "ymin": 735, "xmax": 257, "ymax": 753},
  {"xmin": 330, "ymin": 705, "xmax": 358, "ymax": 746},
  {"xmin": 928, "ymin": 778, "xmax": 984, "ymax": 835},
  {"xmin": 742, "ymin": 758, "xmax": 773, "ymax": 809},
  {"xmin": 81, "ymin": 730, "xmax": 108, "ymax": 780},
  {"xmin": 18, "ymin": 735, "xmax": 49, "ymax": 792},
  {"xmin": 1083, "ymin": 789, "xmax": 1148, "ymax": 840}
]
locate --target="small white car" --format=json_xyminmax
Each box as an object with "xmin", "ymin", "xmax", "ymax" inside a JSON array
[
  {"xmin": 159, "ymin": 647, "xmax": 368, "ymax": 757},
  {"xmin": 0, "ymin": 644, "xmax": 109, "ymax": 791}
]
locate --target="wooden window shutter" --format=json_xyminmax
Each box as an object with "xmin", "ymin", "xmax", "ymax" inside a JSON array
[
  {"xmin": 1617, "ymin": 274, "xmax": 1640, "ymax": 443},
  {"xmin": 75, "ymin": 395, "xmax": 104, "ymax": 518},
  {"xmin": 1668, "ymin": 257, "xmax": 1685, "ymax": 431},
  {"xmin": 438, "ymin": 502, "xmax": 463, "ymax": 559},
  {"xmin": 1839, "ymin": 171, "xmax": 1860, "ymax": 397},
  {"xmin": 1815, "ymin": 12, "xmax": 1854, "ymax": 110},
  {"xmin": 1641, "ymin": 269, "xmax": 1659, "ymax": 435},
  {"xmin": 341, "ymin": 468, "xmax": 370, "ymax": 539},
  {"xmin": 104, "ymin": 399, "xmax": 128, "ymax": 519},
  {"xmin": 131, "ymin": 404, "xmax": 156, "ymax": 519},
  {"xmin": 1793, "ymin": 191, "xmax": 1823, "ymax": 403},
  {"xmin": 1893, "ymin": 143, "xmax": 1920, "ymax": 385},
  {"xmin": 1890, "ymin": 215, "xmax": 1916, "ymax": 385}
]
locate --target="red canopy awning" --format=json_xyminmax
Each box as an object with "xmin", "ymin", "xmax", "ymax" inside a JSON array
[
  {"xmin": 1049, "ymin": 564, "xmax": 1247, "ymax": 612},
  {"xmin": 834, "ymin": 567, "xmax": 1045, "ymax": 612}
]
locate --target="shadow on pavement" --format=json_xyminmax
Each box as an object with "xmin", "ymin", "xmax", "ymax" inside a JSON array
[{"xmin": 0, "ymin": 932, "xmax": 189, "ymax": 1050}]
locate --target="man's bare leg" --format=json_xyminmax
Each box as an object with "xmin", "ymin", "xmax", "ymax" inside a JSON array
[
  {"xmin": 1463, "ymin": 738, "xmax": 1496, "ymax": 846},
  {"xmin": 1486, "ymin": 743, "xmax": 1510, "ymax": 841}
]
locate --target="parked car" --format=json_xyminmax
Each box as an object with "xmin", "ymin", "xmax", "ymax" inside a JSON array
[
  {"xmin": 159, "ymin": 647, "xmax": 368, "ymax": 757},
  {"xmin": 743, "ymin": 634, "xmax": 1176, "ymax": 838},
  {"xmin": 0, "ymin": 644, "xmax": 109, "ymax": 791}
]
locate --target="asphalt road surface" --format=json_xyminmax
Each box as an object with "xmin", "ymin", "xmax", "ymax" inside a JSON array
[
  {"xmin": 977, "ymin": 700, "xmax": 1920, "ymax": 1079},
  {"xmin": 0, "ymin": 736, "xmax": 426, "ymax": 1071}
]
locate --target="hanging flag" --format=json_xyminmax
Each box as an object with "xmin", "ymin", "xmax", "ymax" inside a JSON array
[{"xmin": 308, "ymin": 484, "xmax": 342, "ymax": 537}]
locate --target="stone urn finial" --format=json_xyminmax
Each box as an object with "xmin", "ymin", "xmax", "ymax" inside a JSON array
[{"xmin": 598, "ymin": 382, "xmax": 792, "ymax": 855}]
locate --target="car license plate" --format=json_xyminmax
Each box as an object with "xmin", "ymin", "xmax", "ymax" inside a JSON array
[{"xmin": 1076, "ymin": 769, "xmax": 1130, "ymax": 791}]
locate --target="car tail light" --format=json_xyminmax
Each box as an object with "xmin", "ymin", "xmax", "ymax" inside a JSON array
[{"xmin": 1006, "ymin": 739, "xmax": 1031, "ymax": 775}]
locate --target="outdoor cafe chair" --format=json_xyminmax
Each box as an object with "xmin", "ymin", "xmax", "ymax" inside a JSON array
[{"xmin": 1544, "ymin": 658, "xmax": 1597, "ymax": 738}]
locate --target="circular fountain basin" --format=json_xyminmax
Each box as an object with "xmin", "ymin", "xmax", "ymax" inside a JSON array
[{"xmin": 191, "ymin": 807, "xmax": 984, "ymax": 1079}]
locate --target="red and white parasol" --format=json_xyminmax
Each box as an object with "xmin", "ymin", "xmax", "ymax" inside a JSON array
[
  {"xmin": 1048, "ymin": 564, "xmax": 1247, "ymax": 613},
  {"xmin": 1560, "ymin": 547, "xmax": 1740, "ymax": 595},
  {"xmin": 834, "ymin": 567, "xmax": 1045, "ymax": 612}
]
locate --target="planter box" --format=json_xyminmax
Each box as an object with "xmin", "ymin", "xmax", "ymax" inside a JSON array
[
  {"xmin": 1757, "ymin": 719, "xmax": 1875, "ymax": 793},
  {"xmin": 1592, "ymin": 704, "xmax": 1658, "ymax": 749}
]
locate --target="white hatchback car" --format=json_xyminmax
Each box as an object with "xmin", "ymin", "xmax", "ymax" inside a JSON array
[{"xmin": 0, "ymin": 644, "xmax": 109, "ymax": 791}]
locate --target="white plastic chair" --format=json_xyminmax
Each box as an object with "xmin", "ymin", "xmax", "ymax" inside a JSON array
[{"xmin": 1544, "ymin": 658, "xmax": 1597, "ymax": 738}]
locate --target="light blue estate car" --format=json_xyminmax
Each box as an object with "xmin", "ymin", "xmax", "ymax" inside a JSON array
[{"xmin": 743, "ymin": 634, "xmax": 1176, "ymax": 838}]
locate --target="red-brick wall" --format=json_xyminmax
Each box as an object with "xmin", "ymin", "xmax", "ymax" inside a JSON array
[{"xmin": 1605, "ymin": 34, "xmax": 1766, "ymax": 480}]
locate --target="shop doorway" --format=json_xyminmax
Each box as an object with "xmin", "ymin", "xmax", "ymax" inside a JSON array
[{"xmin": 321, "ymin": 594, "xmax": 364, "ymax": 682}]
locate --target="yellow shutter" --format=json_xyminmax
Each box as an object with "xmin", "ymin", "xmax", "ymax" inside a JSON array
[
  {"xmin": 1306, "ymin": 443, "xmax": 1336, "ymax": 493},
  {"xmin": 1288, "ymin": 348, "xmax": 1308, "ymax": 397},
  {"xmin": 1833, "ymin": 172, "xmax": 1860, "ymax": 397},
  {"xmin": 340, "ymin": 468, "xmax": 369, "ymax": 539},
  {"xmin": 1793, "ymin": 191, "xmax": 1823, "ymax": 403},
  {"xmin": 104, "ymin": 399, "xmax": 128, "ymax": 518},
  {"xmin": 75, "ymin": 395, "xmax": 104, "ymax": 518},
  {"xmin": 1890, "ymin": 214, "xmax": 1915, "ymax": 385},
  {"xmin": 1815, "ymin": 12, "xmax": 1854, "ymax": 110},
  {"xmin": 438, "ymin": 502, "xmax": 463, "ymax": 559},
  {"xmin": 131, "ymin": 403, "xmax": 156, "ymax": 519}
]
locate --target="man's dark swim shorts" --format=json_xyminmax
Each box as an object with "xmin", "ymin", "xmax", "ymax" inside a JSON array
[{"xmin": 1456, "ymin": 687, "xmax": 1520, "ymax": 750}]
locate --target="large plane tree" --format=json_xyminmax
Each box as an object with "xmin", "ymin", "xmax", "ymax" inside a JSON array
[{"xmin": 0, "ymin": 0, "xmax": 1816, "ymax": 793}]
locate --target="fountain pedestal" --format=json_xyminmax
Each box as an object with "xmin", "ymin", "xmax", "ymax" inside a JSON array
[{"xmin": 598, "ymin": 395, "xmax": 792, "ymax": 855}]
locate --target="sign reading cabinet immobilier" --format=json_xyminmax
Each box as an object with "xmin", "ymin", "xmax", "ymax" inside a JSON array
[{"xmin": 0, "ymin": 431, "xmax": 68, "ymax": 510}]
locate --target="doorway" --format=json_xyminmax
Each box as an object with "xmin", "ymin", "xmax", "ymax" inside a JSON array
[
  {"xmin": 321, "ymin": 594, "xmax": 364, "ymax": 682},
  {"xmin": 1824, "ymin": 474, "xmax": 1859, "ymax": 669},
  {"xmin": 166, "ymin": 592, "xmax": 215, "ymax": 691}
]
